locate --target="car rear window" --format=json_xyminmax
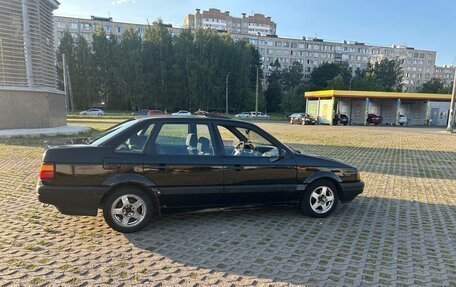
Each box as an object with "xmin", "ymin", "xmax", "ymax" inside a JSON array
[{"xmin": 89, "ymin": 119, "xmax": 139, "ymax": 146}]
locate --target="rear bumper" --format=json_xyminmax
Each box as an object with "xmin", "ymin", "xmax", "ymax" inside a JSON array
[
  {"xmin": 37, "ymin": 183, "xmax": 108, "ymax": 216},
  {"xmin": 339, "ymin": 181, "xmax": 364, "ymax": 203}
]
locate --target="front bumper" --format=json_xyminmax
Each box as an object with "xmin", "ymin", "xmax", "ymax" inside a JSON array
[
  {"xmin": 339, "ymin": 180, "xmax": 364, "ymax": 203},
  {"xmin": 37, "ymin": 183, "xmax": 108, "ymax": 216}
]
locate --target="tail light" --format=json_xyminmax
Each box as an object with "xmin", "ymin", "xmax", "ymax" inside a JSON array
[{"xmin": 39, "ymin": 163, "xmax": 55, "ymax": 179}]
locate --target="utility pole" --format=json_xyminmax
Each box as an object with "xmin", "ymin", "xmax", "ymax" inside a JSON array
[
  {"xmin": 255, "ymin": 66, "xmax": 259, "ymax": 114},
  {"xmin": 225, "ymin": 72, "xmax": 229, "ymax": 115},
  {"xmin": 255, "ymin": 32, "xmax": 260, "ymax": 115},
  {"xmin": 62, "ymin": 53, "xmax": 68, "ymax": 113},
  {"xmin": 447, "ymin": 69, "xmax": 456, "ymax": 132},
  {"xmin": 62, "ymin": 53, "xmax": 74, "ymax": 113}
]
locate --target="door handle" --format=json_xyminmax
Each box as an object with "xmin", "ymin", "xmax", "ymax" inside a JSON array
[{"xmin": 234, "ymin": 164, "xmax": 244, "ymax": 171}]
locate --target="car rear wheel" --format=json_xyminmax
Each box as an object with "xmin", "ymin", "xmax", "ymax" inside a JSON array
[
  {"xmin": 290, "ymin": 119, "xmax": 294, "ymax": 124},
  {"xmin": 301, "ymin": 120, "xmax": 306, "ymax": 125},
  {"xmin": 300, "ymin": 180, "xmax": 338, "ymax": 218},
  {"xmin": 103, "ymin": 187, "xmax": 153, "ymax": 233}
]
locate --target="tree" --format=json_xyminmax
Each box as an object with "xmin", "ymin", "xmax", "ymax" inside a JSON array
[
  {"xmin": 419, "ymin": 78, "xmax": 452, "ymax": 94},
  {"xmin": 264, "ymin": 60, "xmax": 282, "ymax": 112},
  {"xmin": 350, "ymin": 59, "xmax": 403, "ymax": 92},
  {"xmin": 309, "ymin": 62, "xmax": 352, "ymax": 91},
  {"xmin": 280, "ymin": 61, "xmax": 305, "ymax": 112},
  {"xmin": 372, "ymin": 58, "xmax": 403, "ymax": 91}
]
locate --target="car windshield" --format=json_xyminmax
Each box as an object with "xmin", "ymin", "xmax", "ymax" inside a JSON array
[{"xmin": 88, "ymin": 119, "xmax": 139, "ymax": 146}]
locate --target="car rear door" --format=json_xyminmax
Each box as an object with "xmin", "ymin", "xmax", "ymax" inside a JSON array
[
  {"xmin": 143, "ymin": 120, "xmax": 224, "ymax": 209},
  {"xmin": 215, "ymin": 123, "xmax": 297, "ymax": 206}
]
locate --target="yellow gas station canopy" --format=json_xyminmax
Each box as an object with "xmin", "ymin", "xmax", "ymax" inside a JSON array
[{"xmin": 305, "ymin": 90, "xmax": 451, "ymax": 101}]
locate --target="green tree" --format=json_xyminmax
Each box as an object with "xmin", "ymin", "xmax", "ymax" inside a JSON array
[
  {"xmin": 309, "ymin": 62, "xmax": 352, "ymax": 90},
  {"xmin": 143, "ymin": 19, "xmax": 174, "ymax": 111},
  {"xmin": 264, "ymin": 60, "xmax": 282, "ymax": 112},
  {"xmin": 280, "ymin": 61, "xmax": 305, "ymax": 112},
  {"xmin": 419, "ymin": 78, "xmax": 452, "ymax": 94},
  {"xmin": 372, "ymin": 58, "xmax": 403, "ymax": 91}
]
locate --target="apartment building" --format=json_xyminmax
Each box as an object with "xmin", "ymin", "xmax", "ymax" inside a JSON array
[
  {"xmin": 184, "ymin": 8, "xmax": 276, "ymax": 36},
  {"xmin": 231, "ymin": 33, "xmax": 437, "ymax": 92},
  {"xmin": 54, "ymin": 15, "xmax": 181, "ymax": 46},
  {"xmin": 433, "ymin": 65, "xmax": 455, "ymax": 87},
  {"xmin": 54, "ymin": 14, "xmax": 443, "ymax": 92}
]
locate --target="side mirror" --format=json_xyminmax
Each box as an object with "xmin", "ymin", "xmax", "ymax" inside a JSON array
[{"xmin": 279, "ymin": 149, "xmax": 287, "ymax": 158}]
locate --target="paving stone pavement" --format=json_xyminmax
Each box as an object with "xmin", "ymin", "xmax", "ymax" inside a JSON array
[{"xmin": 0, "ymin": 125, "xmax": 455, "ymax": 286}]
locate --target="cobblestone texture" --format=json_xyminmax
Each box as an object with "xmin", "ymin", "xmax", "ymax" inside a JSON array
[{"xmin": 0, "ymin": 125, "xmax": 455, "ymax": 286}]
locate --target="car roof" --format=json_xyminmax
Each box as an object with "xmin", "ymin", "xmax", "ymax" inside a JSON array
[{"xmin": 137, "ymin": 115, "xmax": 257, "ymax": 126}]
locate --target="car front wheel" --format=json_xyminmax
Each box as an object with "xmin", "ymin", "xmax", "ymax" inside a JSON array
[
  {"xmin": 300, "ymin": 180, "xmax": 338, "ymax": 218},
  {"xmin": 103, "ymin": 187, "xmax": 153, "ymax": 233}
]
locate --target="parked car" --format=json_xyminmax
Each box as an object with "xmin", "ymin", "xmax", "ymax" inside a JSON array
[
  {"xmin": 146, "ymin": 110, "xmax": 167, "ymax": 117},
  {"xmin": 366, "ymin": 114, "xmax": 382, "ymax": 125},
  {"xmin": 249, "ymin": 111, "xmax": 270, "ymax": 119},
  {"xmin": 234, "ymin": 112, "xmax": 250, "ymax": 119},
  {"xmin": 79, "ymin": 108, "xmax": 104, "ymax": 116},
  {"xmin": 37, "ymin": 116, "xmax": 364, "ymax": 233},
  {"xmin": 339, "ymin": 114, "xmax": 349, "ymax": 125},
  {"xmin": 398, "ymin": 115, "xmax": 408, "ymax": 126},
  {"xmin": 172, "ymin": 110, "xmax": 192, "ymax": 116},
  {"xmin": 195, "ymin": 110, "xmax": 227, "ymax": 118},
  {"xmin": 289, "ymin": 113, "xmax": 317, "ymax": 125},
  {"xmin": 131, "ymin": 109, "xmax": 149, "ymax": 116},
  {"xmin": 333, "ymin": 113, "xmax": 349, "ymax": 126}
]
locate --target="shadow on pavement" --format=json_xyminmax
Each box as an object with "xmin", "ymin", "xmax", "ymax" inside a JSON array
[{"xmin": 125, "ymin": 197, "xmax": 456, "ymax": 286}]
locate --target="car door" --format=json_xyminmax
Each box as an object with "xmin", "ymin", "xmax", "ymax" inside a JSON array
[
  {"xmin": 215, "ymin": 123, "xmax": 297, "ymax": 206},
  {"xmin": 143, "ymin": 120, "xmax": 224, "ymax": 209}
]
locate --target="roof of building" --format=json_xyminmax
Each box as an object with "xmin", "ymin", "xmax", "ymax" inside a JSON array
[{"xmin": 305, "ymin": 90, "xmax": 452, "ymax": 101}]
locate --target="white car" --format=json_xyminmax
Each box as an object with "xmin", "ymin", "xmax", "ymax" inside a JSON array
[
  {"xmin": 234, "ymin": 112, "xmax": 250, "ymax": 119},
  {"xmin": 79, "ymin": 108, "xmax": 104, "ymax": 116},
  {"xmin": 249, "ymin": 111, "xmax": 270, "ymax": 119},
  {"xmin": 398, "ymin": 115, "xmax": 407, "ymax": 126},
  {"xmin": 172, "ymin": 110, "xmax": 191, "ymax": 116}
]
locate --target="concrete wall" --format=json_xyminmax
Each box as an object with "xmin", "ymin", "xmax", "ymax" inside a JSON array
[
  {"xmin": 0, "ymin": 88, "xmax": 66, "ymax": 129},
  {"xmin": 380, "ymin": 100, "xmax": 397, "ymax": 125}
]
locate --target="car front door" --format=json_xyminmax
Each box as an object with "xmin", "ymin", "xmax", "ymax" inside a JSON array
[
  {"xmin": 143, "ymin": 120, "xmax": 224, "ymax": 209},
  {"xmin": 215, "ymin": 123, "xmax": 297, "ymax": 206}
]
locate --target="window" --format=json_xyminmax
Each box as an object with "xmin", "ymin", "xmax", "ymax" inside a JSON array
[
  {"xmin": 115, "ymin": 124, "xmax": 155, "ymax": 153},
  {"xmin": 80, "ymin": 23, "xmax": 90, "ymax": 30},
  {"xmin": 275, "ymin": 41, "xmax": 282, "ymax": 47},
  {"xmin": 217, "ymin": 125, "xmax": 279, "ymax": 158},
  {"xmin": 154, "ymin": 123, "xmax": 214, "ymax": 156},
  {"xmin": 69, "ymin": 22, "xmax": 78, "ymax": 29},
  {"xmin": 57, "ymin": 21, "xmax": 65, "ymax": 28},
  {"xmin": 104, "ymin": 25, "xmax": 111, "ymax": 33}
]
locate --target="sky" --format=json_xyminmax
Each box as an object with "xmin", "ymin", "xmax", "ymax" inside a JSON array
[{"xmin": 55, "ymin": 0, "xmax": 456, "ymax": 66}]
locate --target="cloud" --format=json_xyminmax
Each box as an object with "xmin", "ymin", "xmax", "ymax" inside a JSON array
[{"xmin": 112, "ymin": 0, "xmax": 137, "ymax": 5}]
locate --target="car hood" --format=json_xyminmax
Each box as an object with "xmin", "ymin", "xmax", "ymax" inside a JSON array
[{"xmin": 293, "ymin": 151, "xmax": 353, "ymax": 169}]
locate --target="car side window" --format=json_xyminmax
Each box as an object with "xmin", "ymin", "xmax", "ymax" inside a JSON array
[
  {"xmin": 115, "ymin": 124, "xmax": 154, "ymax": 153},
  {"xmin": 154, "ymin": 123, "xmax": 214, "ymax": 156},
  {"xmin": 217, "ymin": 125, "xmax": 279, "ymax": 158}
]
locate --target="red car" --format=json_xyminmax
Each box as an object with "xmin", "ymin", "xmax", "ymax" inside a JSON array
[
  {"xmin": 366, "ymin": 114, "xmax": 382, "ymax": 125},
  {"xmin": 147, "ymin": 110, "xmax": 167, "ymax": 117}
]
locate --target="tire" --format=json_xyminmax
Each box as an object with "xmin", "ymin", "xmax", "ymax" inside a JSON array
[
  {"xmin": 103, "ymin": 186, "xmax": 153, "ymax": 233},
  {"xmin": 343, "ymin": 123, "xmax": 347, "ymax": 126},
  {"xmin": 302, "ymin": 120, "xmax": 306, "ymax": 125},
  {"xmin": 290, "ymin": 119, "xmax": 294, "ymax": 124},
  {"xmin": 300, "ymin": 180, "xmax": 339, "ymax": 218}
]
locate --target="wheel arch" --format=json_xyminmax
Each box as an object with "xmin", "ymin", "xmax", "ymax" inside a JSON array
[
  {"xmin": 99, "ymin": 174, "xmax": 161, "ymax": 215},
  {"xmin": 300, "ymin": 172, "xmax": 343, "ymax": 203}
]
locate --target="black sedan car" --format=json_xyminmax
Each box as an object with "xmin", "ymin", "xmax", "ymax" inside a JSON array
[
  {"xmin": 37, "ymin": 117, "xmax": 364, "ymax": 233},
  {"xmin": 289, "ymin": 113, "xmax": 317, "ymax": 125}
]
